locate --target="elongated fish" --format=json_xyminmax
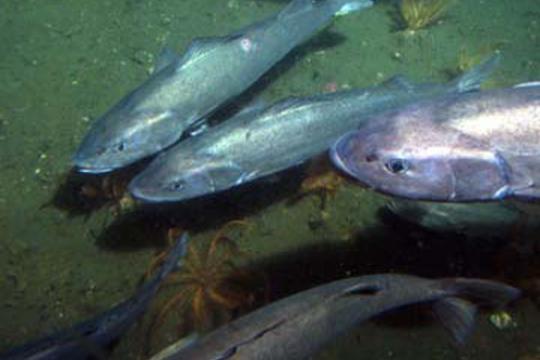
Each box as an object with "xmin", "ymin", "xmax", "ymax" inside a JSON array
[
  {"xmin": 128, "ymin": 55, "xmax": 499, "ymax": 203},
  {"xmin": 73, "ymin": 0, "xmax": 373, "ymax": 174},
  {"xmin": 386, "ymin": 199, "xmax": 521, "ymax": 236},
  {"xmin": 149, "ymin": 274, "xmax": 519, "ymax": 360},
  {"xmin": 0, "ymin": 234, "xmax": 189, "ymax": 360},
  {"xmin": 331, "ymin": 83, "xmax": 540, "ymax": 202}
]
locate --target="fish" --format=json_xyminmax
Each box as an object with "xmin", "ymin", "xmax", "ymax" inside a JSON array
[
  {"xmin": 148, "ymin": 273, "xmax": 520, "ymax": 360},
  {"xmin": 72, "ymin": 0, "xmax": 374, "ymax": 174},
  {"xmin": 331, "ymin": 82, "xmax": 540, "ymax": 202},
  {"xmin": 127, "ymin": 54, "xmax": 500, "ymax": 203},
  {"xmin": 385, "ymin": 199, "xmax": 521, "ymax": 236},
  {"xmin": 0, "ymin": 234, "xmax": 189, "ymax": 360}
]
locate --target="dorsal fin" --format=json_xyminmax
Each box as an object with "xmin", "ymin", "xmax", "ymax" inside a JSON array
[
  {"xmin": 339, "ymin": 283, "xmax": 382, "ymax": 297},
  {"xmin": 153, "ymin": 47, "xmax": 177, "ymax": 73},
  {"xmin": 178, "ymin": 36, "xmax": 224, "ymax": 65},
  {"xmin": 278, "ymin": 0, "xmax": 318, "ymax": 21},
  {"xmin": 381, "ymin": 75, "xmax": 416, "ymax": 91}
]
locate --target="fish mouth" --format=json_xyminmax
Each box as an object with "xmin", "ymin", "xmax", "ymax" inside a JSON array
[
  {"xmin": 128, "ymin": 180, "xmax": 158, "ymax": 203},
  {"xmin": 73, "ymin": 165, "xmax": 116, "ymax": 174},
  {"xmin": 72, "ymin": 155, "xmax": 116, "ymax": 174}
]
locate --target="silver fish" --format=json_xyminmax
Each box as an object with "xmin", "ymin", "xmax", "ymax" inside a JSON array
[
  {"xmin": 72, "ymin": 0, "xmax": 373, "ymax": 174},
  {"xmin": 331, "ymin": 83, "xmax": 540, "ymax": 201},
  {"xmin": 128, "ymin": 55, "xmax": 499, "ymax": 203},
  {"xmin": 149, "ymin": 274, "xmax": 519, "ymax": 360}
]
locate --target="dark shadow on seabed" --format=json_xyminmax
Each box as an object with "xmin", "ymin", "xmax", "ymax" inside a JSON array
[{"xmin": 240, "ymin": 213, "xmax": 539, "ymax": 333}]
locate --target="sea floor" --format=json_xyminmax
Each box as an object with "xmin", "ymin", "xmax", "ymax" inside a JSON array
[{"xmin": 0, "ymin": 0, "xmax": 539, "ymax": 359}]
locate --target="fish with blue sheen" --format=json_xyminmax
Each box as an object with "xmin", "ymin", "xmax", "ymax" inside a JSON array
[
  {"xmin": 128, "ymin": 54, "xmax": 499, "ymax": 203},
  {"xmin": 331, "ymin": 81, "xmax": 540, "ymax": 202},
  {"xmin": 0, "ymin": 234, "xmax": 189, "ymax": 360},
  {"xmin": 72, "ymin": 0, "xmax": 374, "ymax": 174},
  {"xmin": 149, "ymin": 274, "xmax": 519, "ymax": 360}
]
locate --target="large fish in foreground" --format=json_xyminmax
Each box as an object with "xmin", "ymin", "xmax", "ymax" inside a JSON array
[
  {"xmin": 0, "ymin": 234, "xmax": 189, "ymax": 360},
  {"xmin": 149, "ymin": 274, "xmax": 519, "ymax": 360},
  {"xmin": 331, "ymin": 83, "xmax": 540, "ymax": 202},
  {"xmin": 128, "ymin": 55, "xmax": 499, "ymax": 202},
  {"xmin": 73, "ymin": 0, "xmax": 373, "ymax": 174}
]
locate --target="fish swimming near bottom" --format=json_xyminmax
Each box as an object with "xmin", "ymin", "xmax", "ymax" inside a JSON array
[
  {"xmin": 72, "ymin": 0, "xmax": 373, "ymax": 174},
  {"xmin": 128, "ymin": 55, "xmax": 500, "ymax": 203},
  {"xmin": 0, "ymin": 234, "xmax": 189, "ymax": 360},
  {"xmin": 386, "ymin": 199, "xmax": 521, "ymax": 236},
  {"xmin": 331, "ymin": 83, "xmax": 540, "ymax": 202},
  {"xmin": 149, "ymin": 274, "xmax": 519, "ymax": 360}
]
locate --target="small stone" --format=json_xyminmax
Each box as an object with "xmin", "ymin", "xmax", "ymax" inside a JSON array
[{"xmin": 489, "ymin": 311, "xmax": 517, "ymax": 330}]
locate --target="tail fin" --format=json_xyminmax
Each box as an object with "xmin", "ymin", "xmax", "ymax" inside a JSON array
[
  {"xmin": 432, "ymin": 278, "xmax": 520, "ymax": 345},
  {"xmin": 279, "ymin": 0, "xmax": 373, "ymax": 20},
  {"xmin": 450, "ymin": 52, "xmax": 501, "ymax": 93},
  {"xmin": 443, "ymin": 278, "xmax": 521, "ymax": 307}
]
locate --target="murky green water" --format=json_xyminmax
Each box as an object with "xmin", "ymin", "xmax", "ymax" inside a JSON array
[{"xmin": 0, "ymin": 0, "xmax": 539, "ymax": 359}]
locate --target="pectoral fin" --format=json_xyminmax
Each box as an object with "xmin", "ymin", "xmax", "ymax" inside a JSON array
[{"xmin": 197, "ymin": 154, "xmax": 257, "ymax": 191}]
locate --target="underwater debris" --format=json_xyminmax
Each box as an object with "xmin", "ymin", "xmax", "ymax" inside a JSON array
[
  {"xmin": 489, "ymin": 310, "xmax": 517, "ymax": 330},
  {"xmin": 80, "ymin": 175, "xmax": 136, "ymax": 216},
  {"xmin": 145, "ymin": 220, "xmax": 263, "ymax": 351},
  {"xmin": 289, "ymin": 157, "xmax": 346, "ymax": 210},
  {"xmin": 292, "ymin": 170, "xmax": 345, "ymax": 211},
  {"xmin": 399, "ymin": 0, "xmax": 454, "ymax": 31},
  {"xmin": 43, "ymin": 169, "xmax": 138, "ymax": 218},
  {"xmin": 79, "ymin": 172, "xmax": 137, "ymax": 216}
]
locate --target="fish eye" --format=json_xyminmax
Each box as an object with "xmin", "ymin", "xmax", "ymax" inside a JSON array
[
  {"xmin": 384, "ymin": 158, "xmax": 410, "ymax": 174},
  {"xmin": 116, "ymin": 142, "xmax": 125, "ymax": 152},
  {"xmin": 168, "ymin": 179, "xmax": 186, "ymax": 191}
]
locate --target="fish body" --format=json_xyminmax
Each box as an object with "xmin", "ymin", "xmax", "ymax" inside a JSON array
[
  {"xmin": 149, "ymin": 274, "xmax": 519, "ymax": 360},
  {"xmin": 0, "ymin": 234, "xmax": 189, "ymax": 360},
  {"xmin": 128, "ymin": 55, "xmax": 499, "ymax": 202},
  {"xmin": 386, "ymin": 199, "xmax": 521, "ymax": 236},
  {"xmin": 331, "ymin": 83, "xmax": 540, "ymax": 201},
  {"xmin": 73, "ymin": 0, "xmax": 373, "ymax": 174}
]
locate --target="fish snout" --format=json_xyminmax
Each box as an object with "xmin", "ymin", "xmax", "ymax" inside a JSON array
[{"xmin": 72, "ymin": 148, "xmax": 115, "ymax": 174}]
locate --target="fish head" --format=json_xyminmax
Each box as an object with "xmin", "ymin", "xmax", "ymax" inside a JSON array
[
  {"xmin": 331, "ymin": 111, "xmax": 511, "ymax": 201},
  {"xmin": 73, "ymin": 109, "xmax": 179, "ymax": 174},
  {"xmin": 129, "ymin": 150, "xmax": 248, "ymax": 203}
]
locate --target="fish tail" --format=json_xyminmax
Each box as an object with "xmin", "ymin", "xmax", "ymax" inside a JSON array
[
  {"xmin": 155, "ymin": 233, "xmax": 190, "ymax": 281},
  {"xmin": 442, "ymin": 278, "xmax": 521, "ymax": 307},
  {"xmin": 432, "ymin": 278, "xmax": 520, "ymax": 345},
  {"xmin": 279, "ymin": 0, "xmax": 373, "ymax": 20},
  {"xmin": 451, "ymin": 51, "xmax": 501, "ymax": 93}
]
